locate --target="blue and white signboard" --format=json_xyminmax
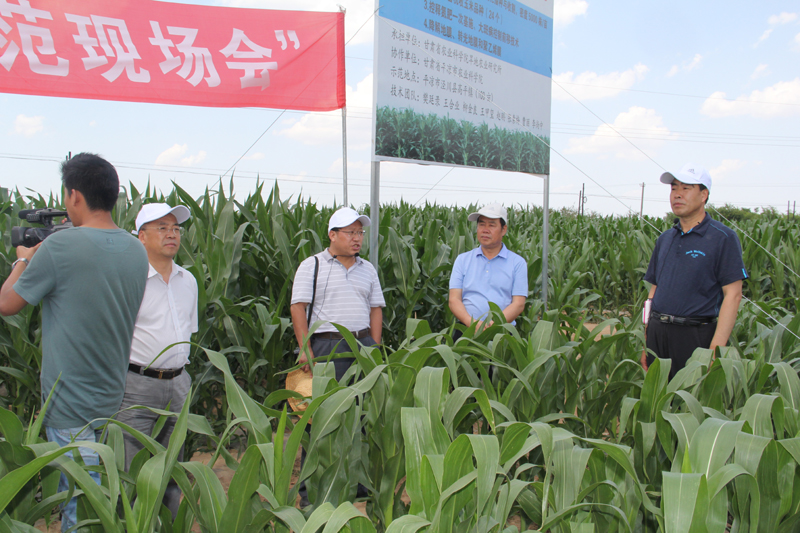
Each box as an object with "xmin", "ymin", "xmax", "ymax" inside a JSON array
[{"xmin": 373, "ymin": 0, "xmax": 553, "ymax": 175}]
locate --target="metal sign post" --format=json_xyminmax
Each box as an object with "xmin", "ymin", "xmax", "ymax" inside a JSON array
[
  {"xmin": 342, "ymin": 106, "xmax": 348, "ymax": 205},
  {"xmin": 542, "ymin": 174, "xmax": 549, "ymax": 312},
  {"xmin": 370, "ymin": 161, "xmax": 380, "ymax": 270}
]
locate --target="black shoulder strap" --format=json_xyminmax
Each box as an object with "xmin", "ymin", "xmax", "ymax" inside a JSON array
[{"xmin": 306, "ymin": 256, "xmax": 319, "ymax": 327}]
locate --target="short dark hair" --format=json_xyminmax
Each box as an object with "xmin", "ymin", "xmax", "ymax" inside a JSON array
[
  {"xmin": 699, "ymin": 184, "xmax": 709, "ymax": 205},
  {"xmin": 477, "ymin": 215, "xmax": 506, "ymax": 228},
  {"xmin": 60, "ymin": 153, "xmax": 119, "ymax": 212}
]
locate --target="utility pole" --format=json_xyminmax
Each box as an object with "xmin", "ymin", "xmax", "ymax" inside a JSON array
[
  {"xmin": 579, "ymin": 183, "xmax": 586, "ymax": 216},
  {"xmin": 640, "ymin": 182, "xmax": 645, "ymax": 217}
]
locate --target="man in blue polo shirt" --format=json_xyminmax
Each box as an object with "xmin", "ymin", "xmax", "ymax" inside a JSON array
[
  {"xmin": 449, "ymin": 203, "xmax": 528, "ymax": 337},
  {"xmin": 641, "ymin": 163, "xmax": 747, "ymax": 378}
]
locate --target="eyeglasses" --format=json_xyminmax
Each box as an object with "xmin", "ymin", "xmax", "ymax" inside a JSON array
[
  {"xmin": 336, "ymin": 230, "xmax": 366, "ymax": 238},
  {"xmin": 143, "ymin": 225, "xmax": 185, "ymax": 236}
]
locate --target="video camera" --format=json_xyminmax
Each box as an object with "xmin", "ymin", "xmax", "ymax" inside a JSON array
[{"xmin": 11, "ymin": 208, "xmax": 72, "ymax": 248}]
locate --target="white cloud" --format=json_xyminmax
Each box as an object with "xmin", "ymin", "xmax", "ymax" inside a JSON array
[
  {"xmin": 756, "ymin": 12, "xmax": 798, "ymax": 45},
  {"xmin": 14, "ymin": 115, "xmax": 44, "ymax": 137},
  {"xmin": 552, "ymin": 63, "xmax": 648, "ymax": 101},
  {"xmin": 155, "ymin": 144, "xmax": 207, "ymax": 166},
  {"xmin": 686, "ymin": 54, "xmax": 702, "ymax": 71},
  {"xmin": 709, "ymin": 159, "xmax": 746, "ymax": 184},
  {"xmin": 244, "ymin": 152, "xmax": 265, "ymax": 160},
  {"xmin": 554, "ymin": 0, "xmax": 588, "ymax": 29},
  {"xmin": 327, "ymin": 158, "xmax": 371, "ymax": 175},
  {"xmin": 565, "ymin": 106, "xmax": 676, "ymax": 159},
  {"xmin": 768, "ymin": 12, "xmax": 798, "ymax": 26},
  {"xmin": 278, "ymin": 73, "xmax": 373, "ymax": 147},
  {"xmin": 276, "ymin": 171, "xmax": 313, "ymax": 183},
  {"xmin": 666, "ymin": 54, "xmax": 702, "ymax": 77},
  {"xmin": 182, "ymin": 151, "xmax": 207, "ymax": 165},
  {"xmin": 755, "ymin": 28, "xmax": 773, "ymax": 46},
  {"xmin": 796, "ymin": 33, "xmax": 800, "ymax": 46},
  {"xmin": 700, "ymin": 78, "xmax": 800, "ymax": 118},
  {"xmin": 751, "ymin": 64, "xmax": 770, "ymax": 80},
  {"xmin": 221, "ymin": 0, "xmax": 375, "ymax": 45}
]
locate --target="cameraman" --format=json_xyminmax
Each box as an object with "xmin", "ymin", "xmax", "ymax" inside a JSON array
[{"xmin": 0, "ymin": 153, "xmax": 148, "ymax": 532}]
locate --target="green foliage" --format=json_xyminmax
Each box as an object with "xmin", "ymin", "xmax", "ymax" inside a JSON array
[
  {"xmin": 375, "ymin": 107, "xmax": 550, "ymax": 174},
  {"xmin": 1, "ymin": 182, "xmax": 800, "ymax": 531},
  {"xmin": 709, "ymin": 203, "xmax": 758, "ymax": 223}
]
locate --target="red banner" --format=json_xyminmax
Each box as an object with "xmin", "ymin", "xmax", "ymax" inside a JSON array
[{"xmin": 0, "ymin": 0, "xmax": 345, "ymax": 111}]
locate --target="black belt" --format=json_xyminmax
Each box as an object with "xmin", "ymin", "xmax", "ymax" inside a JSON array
[
  {"xmin": 650, "ymin": 311, "xmax": 717, "ymax": 327},
  {"xmin": 312, "ymin": 328, "xmax": 371, "ymax": 340},
  {"xmin": 128, "ymin": 363, "xmax": 184, "ymax": 380}
]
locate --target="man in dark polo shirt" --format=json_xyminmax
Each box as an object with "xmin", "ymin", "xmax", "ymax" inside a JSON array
[{"xmin": 641, "ymin": 163, "xmax": 747, "ymax": 378}]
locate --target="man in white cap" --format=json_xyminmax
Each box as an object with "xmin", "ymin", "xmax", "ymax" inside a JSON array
[
  {"xmin": 290, "ymin": 207, "xmax": 385, "ymax": 380},
  {"xmin": 116, "ymin": 202, "xmax": 197, "ymax": 518},
  {"xmin": 290, "ymin": 207, "xmax": 384, "ymax": 506},
  {"xmin": 449, "ymin": 203, "xmax": 527, "ymax": 337},
  {"xmin": 641, "ymin": 164, "xmax": 747, "ymax": 379}
]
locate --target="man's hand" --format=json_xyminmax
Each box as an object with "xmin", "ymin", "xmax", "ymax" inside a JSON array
[
  {"xmin": 0, "ymin": 243, "xmax": 39, "ymax": 316},
  {"xmin": 448, "ymin": 289, "xmax": 473, "ymax": 326},
  {"xmin": 709, "ymin": 280, "xmax": 742, "ymax": 352},
  {"xmin": 640, "ymin": 350, "xmax": 649, "ymax": 371},
  {"xmin": 471, "ymin": 320, "xmax": 493, "ymax": 333},
  {"xmin": 290, "ymin": 301, "xmax": 314, "ymax": 373},
  {"xmin": 16, "ymin": 242, "xmax": 41, "ymax": 261},
  {"xmin": 298, "ymin": 347, "xmax": 314, "ymax": 373}
]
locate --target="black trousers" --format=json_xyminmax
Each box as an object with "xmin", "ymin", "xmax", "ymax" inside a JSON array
[
  {"xmin": 309, "ymin": 334, "xmax": 376, "ymax": 381},
  {"xmin": 298, "ymin": 334, "xmax": 376, "ymax": 503},
  {"xmin": 646, "ymin": 319, "xmax": 717, "ymax": 379}
]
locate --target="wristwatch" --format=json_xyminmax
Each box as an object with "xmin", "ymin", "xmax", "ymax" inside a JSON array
[{"xmin": 11, "ymin": 258, "xmax": 29, "ymax": 270}]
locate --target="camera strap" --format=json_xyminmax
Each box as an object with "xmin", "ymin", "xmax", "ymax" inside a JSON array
[{"xmin": 306, "ymin": 256, "xmax": 319, "ymax": 327}]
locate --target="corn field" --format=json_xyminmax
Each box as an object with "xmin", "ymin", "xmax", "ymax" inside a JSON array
[
  {"xmin": 375, "ymin": 106, "xmax": 551, "ymax": 174},
  {"xmin": 1, "ymin": 182, "xmax": 800, "ymax": 532}
]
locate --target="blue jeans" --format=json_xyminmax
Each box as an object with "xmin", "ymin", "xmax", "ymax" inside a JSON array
[{"xmin": 45, "ymin": 426, "xmax": 103, "ymax": 533}]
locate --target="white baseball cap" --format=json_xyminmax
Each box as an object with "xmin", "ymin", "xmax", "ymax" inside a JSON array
[
  {"xmin": 328, "ymin": 207, "xmax": 371, "ymax": 232},
  {"xmin": 660, "ymin": 163, "xmax": 712, "ymax": 189},
  {"xmin": 467, "ymin": 203, "xmax": 508, "ymax": 223},
  {"xmin": 134, "ymin": 203, "xmax": 191, "ymax": 233}
]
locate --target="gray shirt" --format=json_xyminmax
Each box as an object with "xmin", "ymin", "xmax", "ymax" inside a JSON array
[
  {"xmin": 14, "ymin": 227, "xmax": 148, "ymax": 429},
  {"xmin": 291, "ymin": 249, "xmax": 385, "ymax": 333}
]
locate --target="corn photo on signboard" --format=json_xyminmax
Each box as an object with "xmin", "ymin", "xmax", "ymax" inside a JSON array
[{"xmin": 372, "ymin": 0, "xmax": 553, "ymax": 175}]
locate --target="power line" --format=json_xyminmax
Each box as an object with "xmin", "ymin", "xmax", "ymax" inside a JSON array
[
  {"xmin": 217, "ymin": 6, "xmax": 381, "ymax": 182},
  {"xmin": 553, "ymin": 122, "xmax": 800, "ymax": 141},
  {"xmin": 553, "ymin": 80, "xmax": 800, "ymax": 108},
  {"xmin": 554, "ymin": 71, "xmax": 800, "ymax": 321}
]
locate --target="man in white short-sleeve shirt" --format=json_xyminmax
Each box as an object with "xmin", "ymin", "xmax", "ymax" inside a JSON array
[
  {"xmin": 116, "ymin": 203, "xmax": 198, "ymax": 519},
  {"xmin": 290, "ymin": 207, "xmax": 385, "ymax": 381}
]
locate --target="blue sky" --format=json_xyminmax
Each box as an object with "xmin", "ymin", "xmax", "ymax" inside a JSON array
[{"xmin": 2, "ymin": 0, "xmax": 799, "ymax": 217}]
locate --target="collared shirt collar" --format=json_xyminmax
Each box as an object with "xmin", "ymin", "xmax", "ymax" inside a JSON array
[
  {"xmin": 147, "ymin": 261, "xmax": 183, "ymax": 281},
  {"xmin": 322, "ymin": 248, "xmax": 363, "ymax": 264},
  {"xmin": 473, "ymin": 243, "xmax": 509, "ymax": 259},
  {"xmin": 674, "ymin": 212, "xmax": 710, "ymax": 237}
]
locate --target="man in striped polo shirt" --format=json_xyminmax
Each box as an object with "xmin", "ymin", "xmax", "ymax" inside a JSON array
[{"xmin": 290, "ymin": 207, "xmax": 385, "ymax": 381}]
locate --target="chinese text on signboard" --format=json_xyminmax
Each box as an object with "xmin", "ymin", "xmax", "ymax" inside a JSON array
[{"xmin": 0, "ymin": 0, "xmax": 345, "ymax": 111}]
